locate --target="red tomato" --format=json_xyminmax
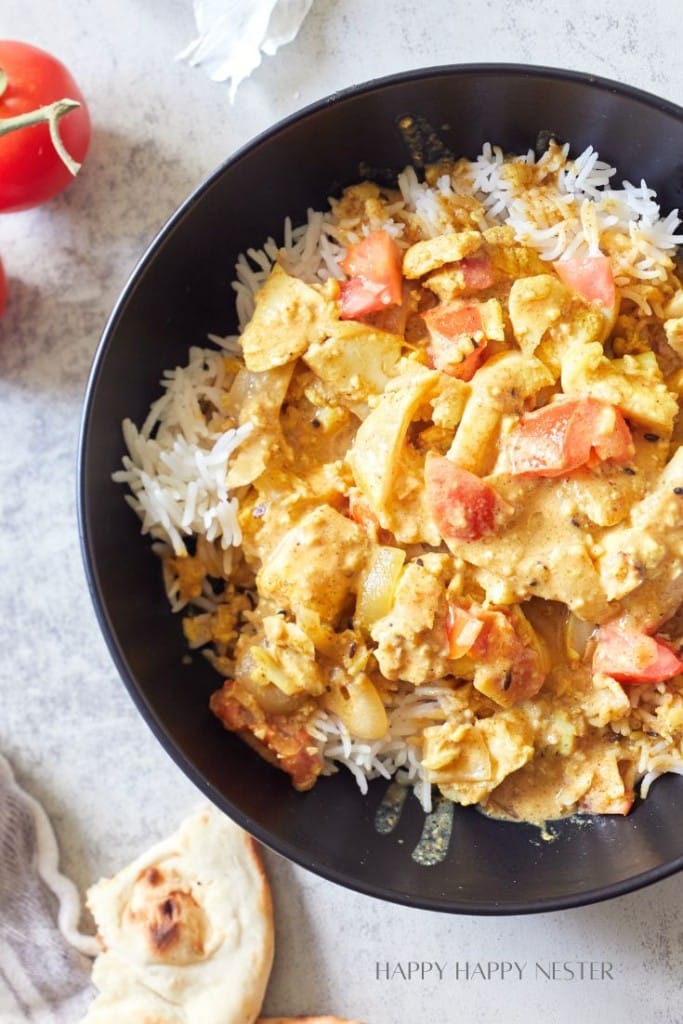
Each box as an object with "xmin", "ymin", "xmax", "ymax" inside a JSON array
[
  {"xmin": 553, "ymin": 254, "xmax": 616, "ymax": 310},
  {"xmin": 425, "ymin": 454, "xmax": 510, "ymax": 542},
  {"xmin": 507, "ymin": 397, "xmax": 634, "ymax": 477},
  {"xmin": 593, "ymin": 622, "xmax": 683, "ymax": 684},
  {"xmin": 0, "ymin": 41, "xmax": 91, "ymax": 212},
  {"xmin": 0, "ymin": 257, "xmax": 6, "ymax": 317},
  {"xmin": 339, "ymin": 230, "xmax": 403, "ymax": 320},
  {"xmin": 446, "ymin": 603, "xmax": 547, "ymax": 705},
  {"xmin": 424, "ymin": 302, "xmax": 488, "ymax": 381},
  {"xmin": 456, "ymin": 251, "xmax": 495, "ymax": 291}
]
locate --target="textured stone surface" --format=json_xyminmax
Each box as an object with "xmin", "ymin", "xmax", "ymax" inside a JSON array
[{"xmin": 1, "ymin": 3, "xmax": 682, "ymax": 1022}]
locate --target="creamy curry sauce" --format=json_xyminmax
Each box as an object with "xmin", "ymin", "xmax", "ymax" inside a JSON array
[{"xmin": 168, "ymin": 147, "xmax": 683, "ymax": 826}]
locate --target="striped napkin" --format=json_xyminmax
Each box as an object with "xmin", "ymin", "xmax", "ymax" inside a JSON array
[{"xmin": 0, "ymin": 754, "xmax": 97, "ymax": 1024}]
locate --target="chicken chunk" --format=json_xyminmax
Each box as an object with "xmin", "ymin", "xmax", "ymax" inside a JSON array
[
  {"xmin": 370, "ymin": 554, "xmax": 453, "ymax": 684},
  {"xmin": 240, "ymin": 263, "xmax": 336, "ymax": 372},
  {"xmin": 402, "ymin": 230, "xmax": 483, "ymax": 279},
  {"xmin": 597, "ymin": 448, "xmax": 683, "ymax": 624},
  {"xmin": 509, "ymin": 274, "xmax": 606, "ymax": 374},
  {"xmin": 303, "ymin": 320, "xmax": 402, "ymax": 418},
  {"xmin": 257, "ymin": 505, "xmax": 368, "ymax": 623},
  {"xmin": 422, "ymin": 710, "xmax": 535, "ymax": 805},
  {"xmin": 561, "ymin": 345, "xmax": 679, "ymax": 436}
]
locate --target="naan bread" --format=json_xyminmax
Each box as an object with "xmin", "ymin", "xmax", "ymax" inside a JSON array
[{"xmin": 83, "ymin": 804, "xmax": 273, "ymax": 1024}]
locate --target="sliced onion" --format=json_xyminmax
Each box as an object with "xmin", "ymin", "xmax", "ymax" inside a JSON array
[{"xmin": 564, "ymin": 612, "xmax": 597, "ymax": 661}]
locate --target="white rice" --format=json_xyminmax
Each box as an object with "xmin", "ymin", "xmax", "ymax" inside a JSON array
[
  {"xmin": 115, "ymin": 142, "xmax": 683, "ymax": 811},
  {"xmin": 112, "ymin": 345, "xmax": 251, "ymax": 560}
]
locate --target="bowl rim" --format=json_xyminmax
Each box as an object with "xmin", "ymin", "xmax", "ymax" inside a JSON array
[{"xmin": 78, "ymin": 62, "xmax": 683, "ymax": 915}]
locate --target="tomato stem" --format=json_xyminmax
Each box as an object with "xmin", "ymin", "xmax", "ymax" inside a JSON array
[{"xmin": 0, "ymin": 95, "xmax": 83, "ymax": 177}]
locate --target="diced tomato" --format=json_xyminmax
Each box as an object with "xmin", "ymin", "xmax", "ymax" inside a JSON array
[
  {"xmin": 425, "ymin": 454, "xmax": 511, "ymax": 542},
  {"xmin": 507, "ymin": 397, "xmax": 634, "ymax": 478},
  {"xmin": 445, "ymin": 603, "xmax": 547, "ymax": 706},
  {"xmin": 553, "ymin": 254, "xmax": 616, "ymax": 310},
  {"xmin": 423, "ymin": 302, "xmax": 487, "ymax": 381},
  {"xmin": 593, "ymin": 622, "xmax": 683, "ymax": 684},
  {"xmin": 456, "ymin": 251, "xmax": 496, "ymax": 291},
  {"xmin": 339, "ymin": 230, "xmax": 403, "ymax": 320}
]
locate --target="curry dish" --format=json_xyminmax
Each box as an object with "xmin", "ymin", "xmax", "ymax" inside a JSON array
[{"xmin": 119, "ymin": 143, "xmax": 683, "ymax": 825}]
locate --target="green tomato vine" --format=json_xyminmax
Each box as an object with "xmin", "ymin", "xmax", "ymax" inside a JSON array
[{"xmin": 0, "ymin": 66, "xmax": 82, "ymax": 176}]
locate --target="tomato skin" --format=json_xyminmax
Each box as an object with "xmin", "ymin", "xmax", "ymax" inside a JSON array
[
  {"xmin": 0, "ymin": 41, "xmax": 91, "ymax": 212},
  {"xmin": 593, "ymin": 622, "xmax": 683, "ymax": 684},
  {"xmin": 424, "ymin": 302, "xmax": 487, "ymax": 381},
  {"xmin": 456, "ymin": 252, "xmax": 495, "ymax": 291},
  {"xmin": 507, "ymin": 397, "xmax": 634, "ymax": 477},
  {"xmin": 0, "ymin": 257, "xmax": 7, "ymax": 317},
  {"xmin": 426, "ymin": 454, "xmax": 510, "ymax": 542},
  {"xmin": 553, "ymin": 254, "xmax": 616, "ymax": 309},
  {"xmin": 339, "ymin": 230, "xmax": 403, "ymax": 320}
]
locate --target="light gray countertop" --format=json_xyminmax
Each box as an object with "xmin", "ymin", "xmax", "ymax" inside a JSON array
[{"xmin": 2, "ymin": 3, "xmax": 683, "ymax": 1022}]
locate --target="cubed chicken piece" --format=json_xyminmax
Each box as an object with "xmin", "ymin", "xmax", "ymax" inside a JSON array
[
  {"xmin": 421, "ymin": 710, "xmax": 535, "ymax": 805},
  {"xmin": 402, "ymin": 230, "xmax": 483, "ymax": 279},
  {"xmin": 597, "ymin": 447, "xmax": 683, "ymax": 615},
  {"xmin": 240, "ymin": 263, "xmax": 336, "ymax": 372},
  {"xmin": 508, "ymin": 274, "xmax": 572, "ymax": 354},
  {"xmin": 303, "ymin": 319, "xmax": 402, "ymax": 418},
  {"xmin": 249, "ymin": 615, "xmax": 325, "ymax": 697},
  {"xmin": 370, "ymin": 554, "xmax": 453, "ymax": 684},
  {"xmin": 561, "ymin": 344, "xmax": 679, "ymax": 436},
  {"xmin": 257, "ymin": 505, "xmax": 368, "ymax": 623},
  {"xmin": 483, "ymin": 226, "xmax": 548, "ymax": 278},
  {"xmin": 509, "ymin": 275, "xmax": 608, "ymax": 377}
]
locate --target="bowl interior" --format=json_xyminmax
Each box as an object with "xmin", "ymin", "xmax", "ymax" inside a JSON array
[{"xmin": 79, "ymin": 65, "xmax": 683, "ymax": 913}]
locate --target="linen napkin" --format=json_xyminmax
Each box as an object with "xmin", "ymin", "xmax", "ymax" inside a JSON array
[
  {"xmin": 0, "ymin": 753, "xmax": 97, "ymax": 1024},
  {"xmin": 177, "ymin": 0, "xmax": 314, "ymax": 101}
]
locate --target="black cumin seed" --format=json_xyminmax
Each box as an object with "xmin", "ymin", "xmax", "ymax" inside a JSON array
[
  {"xmin": 571, "ymin": 517, "xmax": 581, "ymax": 527},
  {"xmin": 644, "ymin": 432, "xmax": 660, "ymax": 442},
  {"xmin": 623, "ymin": 466, "xmax": 636, "ymax": 476},
  {"xmin": 416, "ymin": 557, "xmax": 424, "ymax": 566},
  {"xmin": 674, "ymin": 487, "xmax": 683, "ymax": 496},
  {"xmin": 501, "ymin": 671, "xmax": 513, "ymax": 692},
  {"xmin": 348, "ymin": 641, "xmax": 357, "ymax": 658},
  {"xmin": 311, "ymin": 418, "xmax": 321, "ymax": 428}
]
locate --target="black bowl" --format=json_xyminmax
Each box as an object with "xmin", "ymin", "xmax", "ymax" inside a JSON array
[{"xmin": 78, "ymin": 64, "xmax": 683, "ymax": 914}]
